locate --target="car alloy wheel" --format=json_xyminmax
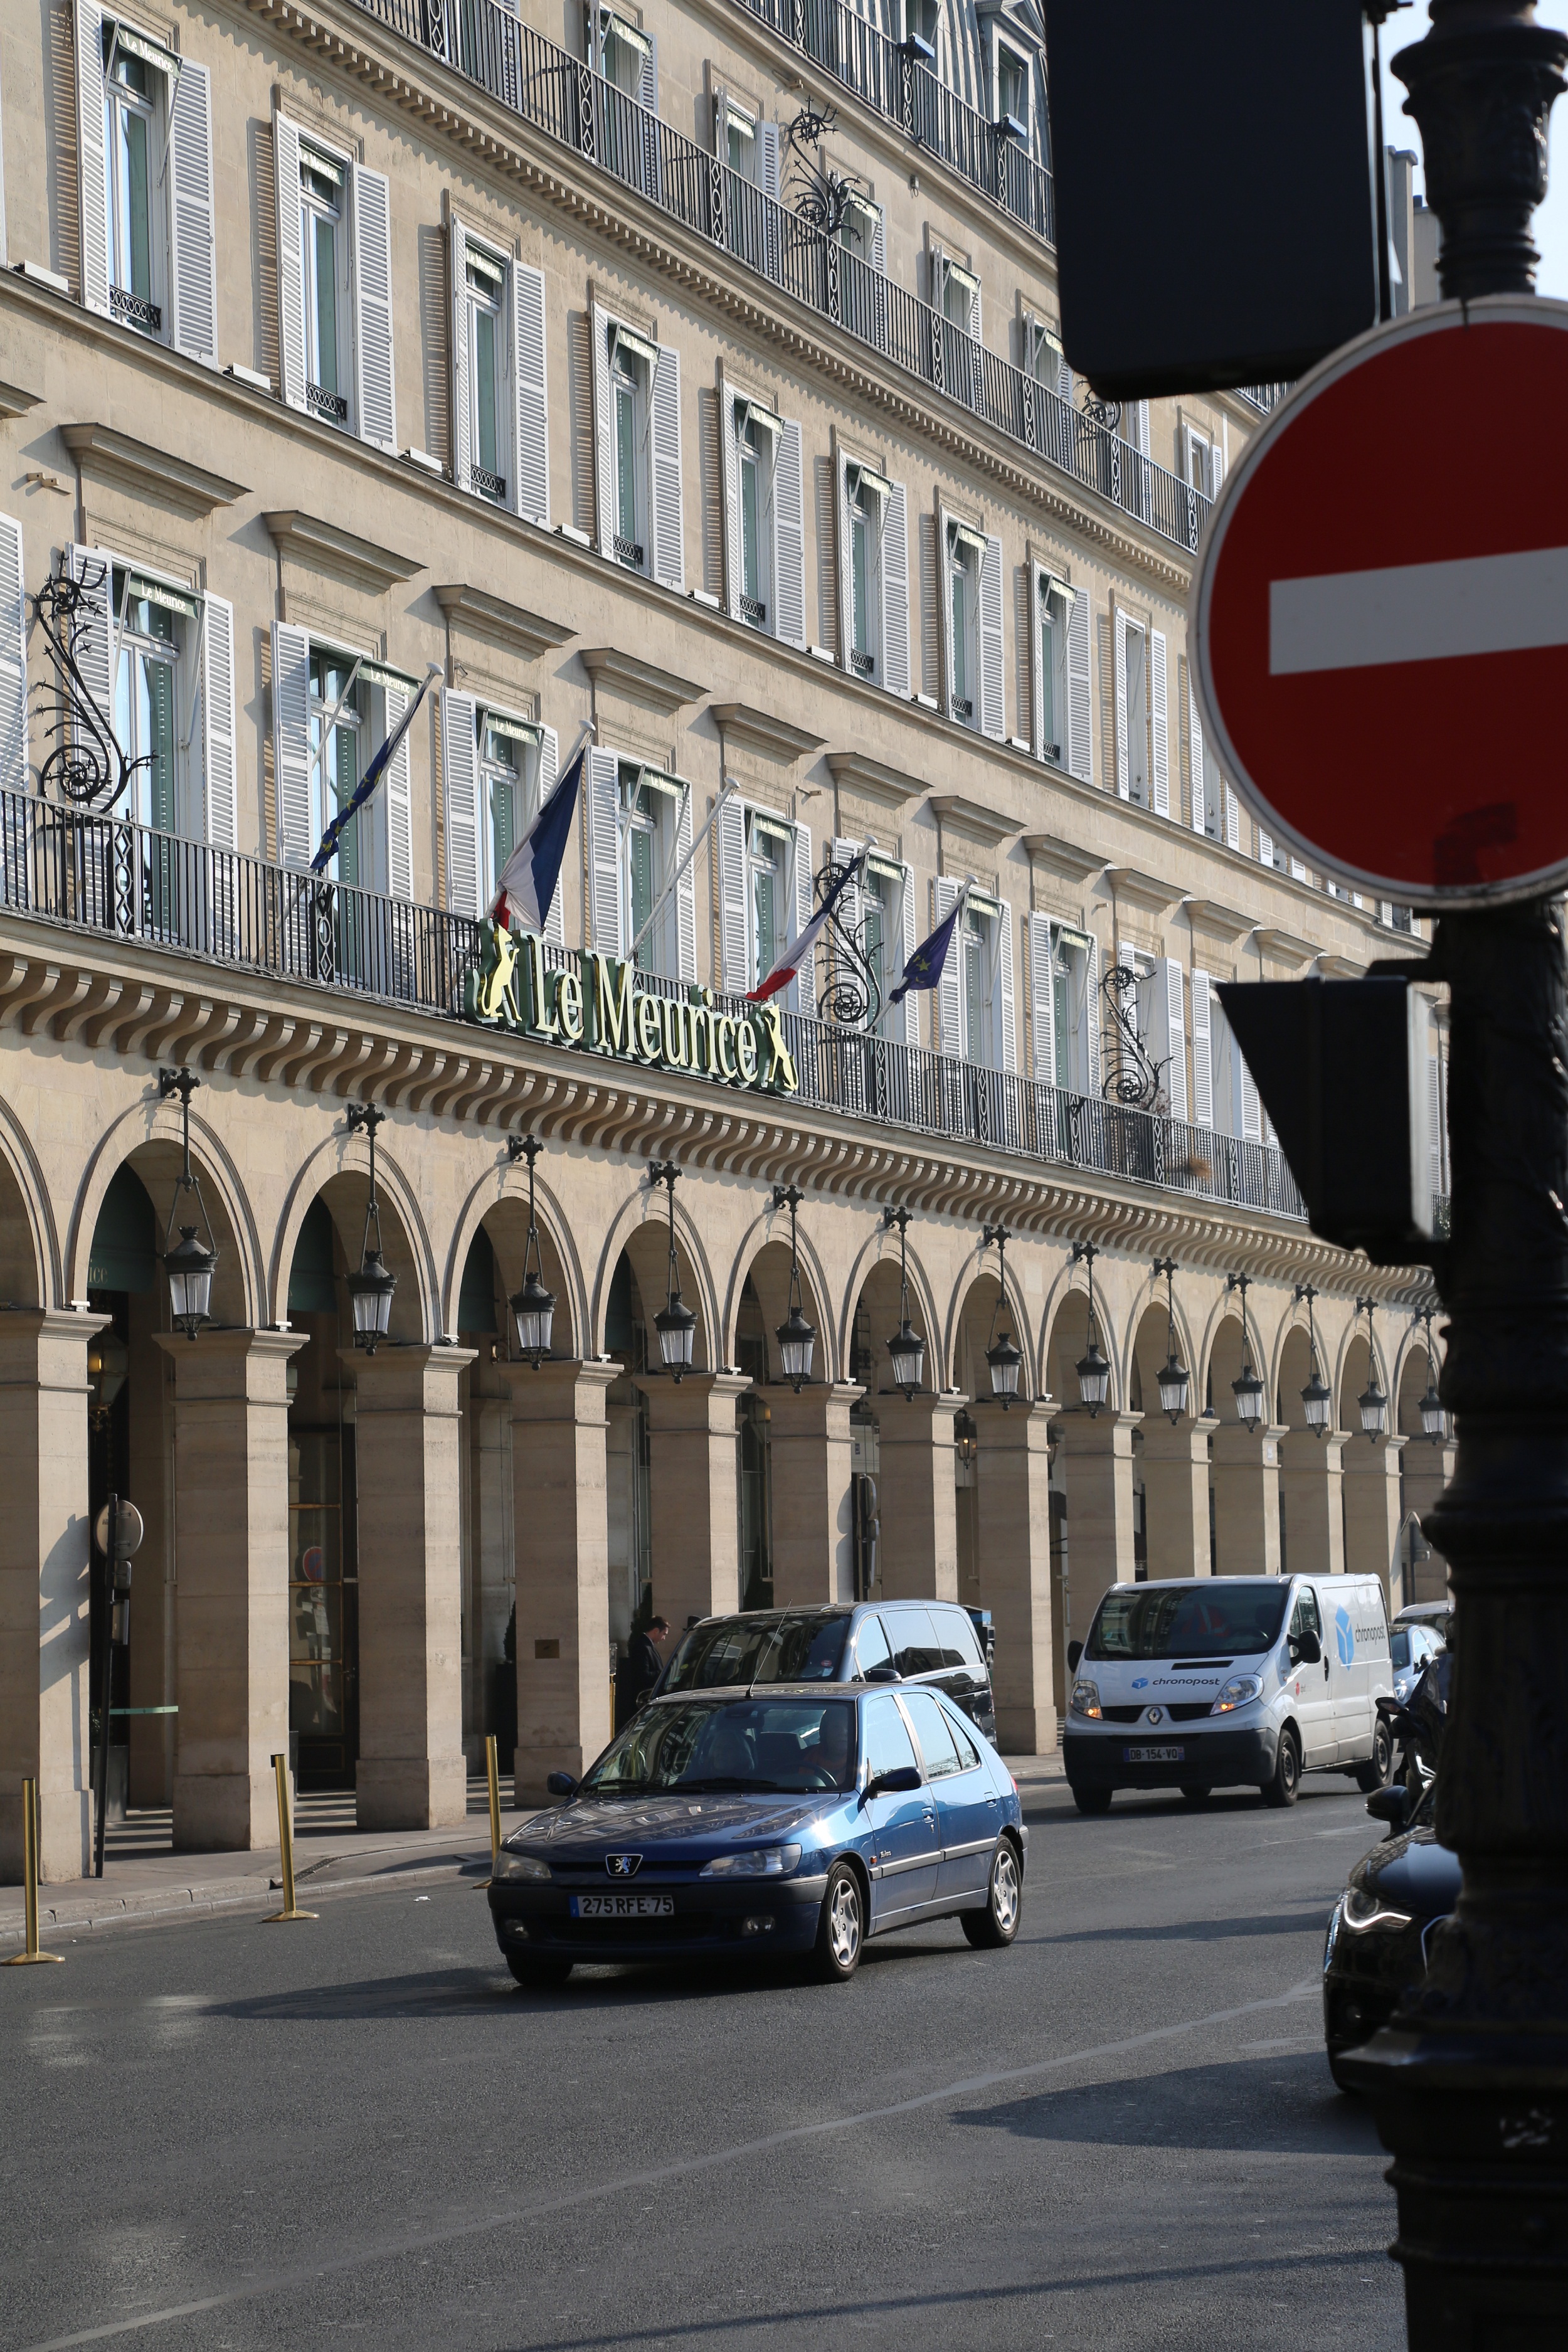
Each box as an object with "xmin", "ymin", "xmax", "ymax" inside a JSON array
[
  {"xmin": 813, "ymin": 1861, "xmax": 864, "ymax": 1981},
  {"xmin": 962, "ymin": 1837, "xmax": 1022, "ymax": 1949}
]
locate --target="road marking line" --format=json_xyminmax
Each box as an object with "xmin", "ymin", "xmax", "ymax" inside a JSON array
[
  {"xmin": 1269, "ymin": 544, "xmax": 1568, "ymax": 675},
  {"xmin": 16, "ymin": 1976, "xmax": 1322, "ymax": 2352}
]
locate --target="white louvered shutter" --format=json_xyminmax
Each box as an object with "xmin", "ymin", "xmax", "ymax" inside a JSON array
[
  {"xmin": 538, "ymin": 726, "xmax": 564, "ymax": 945},
  {"xmin": 650, "ymin": 343, "xmax": 684, "ymax": 591},
  {"xmin": 69, "ymin": 545, "xmax": 115, "ymax": 769},
  {"xmin": 835, "ymin": 452, "xmax": 854, "ymax": 666},
  {"xmin": 271, "ymin": 622, "xmax": 312, "ymax": 866},
  {"xmin": 513, "ymin": 261, "xmax": 549, "ymax": 524},
  {"xmin": 1224, "ymin": 785, "xmax": 1240, "ymax": 850},
  {"xmin": 1189, "ymin": 668, "xmax": 1207, "ymax": 834},
  {"xmin": 0, "ymin": 512, "xmax": 28, "ymax": 796},
  {"xmin": 1027, "ymin": 911, "xmax": 1054, "ymax": 1083},
  {"xmin": 831, "ymin": 835, "xmax": 862, "ymax": 951},
  {"xmin": 967, "ymin": 277, "xmax": 982, "ymax": 342},
  {"xmin": 718, "ymin": 790, "xmax": 748, "ymax": 994},
  {"xmin": 1258, "ymin": 826, "xmax": 1274, "ymax": 867},
  {"xmin": 383, "ymin": 684, "xmax": 413, "ymax": 899},
  {"xmin": 1237, "ymin": 1042, "xmax": 1261, "ymax": 1142},
  {"xmin": 775, "ymin": 420, "xmax": 805, "ymax": 649},
  {"xmin": 1066, "ymin": 583, "xmax": 1092, "ymax": 783},
  {"xmin": 1150, "ymin": 630, "xmax": 1169, "ymax": 817},
  {"xmin": 587, "ymin": 746, "xmax": 623, "ymax": 955},
  {"xmin": 898, "ymin": 863, "xmax": 918, "ymax": 1044},
  {"xmin": 1084, "ymin": 933, "xmax": 1101, "ymax": 1091},
  {"xmin": 790, "ymin": 820, "xmax": 813, "ymax": 1013},
  {"xmin": 935, "ymin": 874, "xmax": 961, "ymax": 1056},
  {"xmin": 979, "ymin": 534, "xmax": 1005, "ymax": 741},
  {"xmin": 352, "ymin": 164, "xmax": 397, "ymax": 452},
  {"xmin": 169, "ymin": 60, "xmax": 218, "ymax": 364},
  {"xmin": 201, "ymin": 593, "xmax": 236, "ymax": 849},
  {"xmin": 449, "ymin": 219, "xmax": 470, "ymax": 496},
  {"xmin": 591, "ymin": 306, "xmax": 615, "ymax": 558},
  {"xmin": 1030, "ymin": 573, "xmax": 1045, "ymax": 762},
  {"xmin": 997, "ymin": 901, "xmax": 1017, "ymax": 1073},
  {"xmin": 721, "ymin": 387, "xmax": 743, "ymax": 622},
  {"xmin": 1190, "ymin": 971, "xmax": 1214, "ymax": 1128},
  {"xmin": 1158, "ymin": 957, "xmax": 1187, "ymax": 1119},
  {"xmin": 1427, "ymin": 1052, "xmax": 1446, "ymax": 1205},
  {"xmin": 639, "ymin": 35, "xmax": 660, "ymax": 196},
  {"xmin": 274, "ymin": 115, "xmax": 306, "ymax": 411},
  {"xmin": 882, "ymin": 481, "xmax": 911, "ymax": 698},
  {"xmin": 1113, "ymin": 609, "xmax": 1130, "ymax": 798},
  {"xmin": 939, "ymin": 514, "xmax": 956, "ymax": 715},
  {"xmin": 674, "ymin": 784, "xmax": 696, "ymax": 981},
  {"xmin": 76, "ymin": 0, "xmax": 109, "ymax": 317},
  {"xmin": 442, "ymin": 689, "xmax": 480, "ymax": 917},
  {"xmin": 758, "ymin": 120, "xmax": 781, "ymax": 201}
]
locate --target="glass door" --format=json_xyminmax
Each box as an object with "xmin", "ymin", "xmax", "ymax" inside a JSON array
[{"xmin": 289, "ymin": 1426, "xmax": 358, "ymax": 1788}]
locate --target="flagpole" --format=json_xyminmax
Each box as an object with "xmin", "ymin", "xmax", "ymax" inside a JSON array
[{"xmin": 628, "ymin": 777, "xmax": 739, "ymax": 965}]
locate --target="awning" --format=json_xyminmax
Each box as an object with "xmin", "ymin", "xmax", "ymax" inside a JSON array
[
  {"xmin": 734, "ymin": 395, "xmax": 782, "ymax": 439},
  {"xmin": 847, "ymin": 460, "xmax": 893, "ymax": 505},
  {"xmin": 1037, "ymin": 567, "xmax": 1078, "ymax": 608},
  {"xmin": 124, "ymin": 569, "xmax": 199, "ymax": 620},
  {"xmin": 600, "ymin": 10, "xmax": 652, "ymax": 62},
  {"xmin": 299, "ymin": 140, "xmax": 345, "ymax": 186},
  {"xmin": 610, "ymin": 322, "xmax": 659, "ymax": 374},
  {"xmin": 465, "ymin": 242, "xmax": 506, "ymax": 290},
  {"xmin": 359, "ymin": 657, "xmax": 421, "ymax": 692},
  {"xmin": 109, "ymin": 21, "xmax": 183, "ymax": 78},
  {"xmin": 481, "ymin": 709, "xmax": 543, "ymax": 751},
  {"xmin": 948, "ymin": 520, "xmax": 988, "ymax": 560}
]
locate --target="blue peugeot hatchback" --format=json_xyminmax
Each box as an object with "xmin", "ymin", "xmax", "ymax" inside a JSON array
[{"xmin": 487, "ymin": 1682, "xmax": 1026, "ymax": 1984}]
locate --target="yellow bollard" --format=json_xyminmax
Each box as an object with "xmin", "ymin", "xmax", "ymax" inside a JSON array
[
  {"xmin": 4, "ymin": 1780, "xmax": 63, "ymax": 1964},
  {"xmin": 262, "ymin": 1752, "xmax": 316, "ymax": 1924},
  {"xmin": 475, "ymin": 1733, "xmax": 502, "ymax": 1889}
]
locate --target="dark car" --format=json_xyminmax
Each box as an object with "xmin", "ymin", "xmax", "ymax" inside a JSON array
[
  {"xmin": 655, "ymin": 1602, "xmax": 998, "ymax": 1746},
  {"xmin": 1322, "ymin": 1778, "xmax": 1459, "ymax": 2090},
  {"xmin": 486, "ymin": 1681, "xmax": 1026, "ymax": 1986}
]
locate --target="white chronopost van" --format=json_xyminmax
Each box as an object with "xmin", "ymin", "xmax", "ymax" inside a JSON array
[{"xmin": 1061, "ymin": 1574, "xmax": 1395, "ymax": 1814}]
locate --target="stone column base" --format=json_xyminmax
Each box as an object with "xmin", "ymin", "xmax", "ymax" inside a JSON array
[{"xmin": 357, "ymin": 1754, "xmax": 469, "ymax": 1833}]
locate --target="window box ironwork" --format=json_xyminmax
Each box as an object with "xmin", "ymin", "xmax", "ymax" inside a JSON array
[
  {"xmin": 110, "ymin": 285, "xmax": 162, "ymax": 334},
  {"xmin": 307, "ymin": 381, "xmax": 350, "ymax": 423}
]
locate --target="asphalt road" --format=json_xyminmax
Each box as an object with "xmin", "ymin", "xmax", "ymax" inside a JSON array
[{"xmin": 3, "ymin": 1772, "xmax": 1405, "ymax": 2352}]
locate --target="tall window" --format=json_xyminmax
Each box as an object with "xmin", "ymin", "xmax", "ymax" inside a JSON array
[
  {"xmin": 995, "ymin": 42, "xmax": 1029, "ymax": 134},
  {"xmin": 737, "ymin": 410, "xmax": 775, "ymax": 628},
  {"xmin": 308, "ymin": 650, "xmax": 364, "ymax": 883},
  {"xmin": 1052, "ymin": 928, "xmax": 1095, "ymax": 1094},
  {"xmin": 612, "ymin": 339, "xmax": 648, "ymax": 571},
  {"xmin": 948, "ymin": 527, "xmax": 980, "ymax": 725},
  {"xmin": 748, "ymin": 813, "xmax": 792, "ymax": 992},
  {"xmin": 1184, "ymin": 427, "xmax": 1214, "ymax": 497},
  {"xmin": 862, "ymin": 861, "xmax": 903, "ymax": 1032},
  {"xmin": 112, "ymin": 569, "xmax": 182, "ymax": 833},
  {"xmin": 1123, "ymin": 620, "xmax": 1149, "ymax": 803},
  {"xmin": 104, "ymin": 37, "xmax": 161, "ymax": 334},
  {"xmin": 480, "ymin": 713, "xmax": 538, "ymax": 908},
  {"xmin": 622, "ymin": 767, "xmax": 681, "ymax": 977},
  {"xmin": 1037, "ymin": 576, "xmax": 1070, "ymax": 767},
  {"xmin": 465, "ymin": 246, "xmax": 506, "ymax": 504},
  {"xmin": 850, "ymin": 490, "xmax": 872, "ymax": 674},
  {"xmin": 300, "ymin": 148, "xmax": 350, "ymax": 423},
  {"xmin": 962, "ymin": 904, "xmax": 997, "ymax": 1068}
]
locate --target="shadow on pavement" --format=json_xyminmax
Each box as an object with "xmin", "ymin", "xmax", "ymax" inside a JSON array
[
  {"xmin": 1035, "ymin": 1909, "xmax": 1333, "ymax": 1946},
  {"xmin": 953, "ymin": 2049, "xmax": 1380, "ymax": 2156}
]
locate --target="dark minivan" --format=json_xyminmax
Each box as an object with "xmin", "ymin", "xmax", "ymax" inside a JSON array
[{"xmin": 655, "ymin": 1602, "xmax": 998, "ymax": 1746}]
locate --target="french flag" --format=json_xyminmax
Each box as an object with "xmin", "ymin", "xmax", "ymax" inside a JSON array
[
  {"xmin": 746, "ymin": 846, "xmax": 864, "ymax": 1004},
  {"xmin": 490, "ymin": 744, "xmax": 586, "ymax": 934}
]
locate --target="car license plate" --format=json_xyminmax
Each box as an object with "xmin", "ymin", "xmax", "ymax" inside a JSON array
[
  {"xmin": 569, "ymin": 1894, "xmax": 675, "ymax": 1919},
  {"xmin": 1124, "ymin": 1744, "xmax": 1185, "ymax": 1763}
]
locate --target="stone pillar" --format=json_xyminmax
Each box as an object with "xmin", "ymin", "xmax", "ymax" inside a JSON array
[
  {"xmin": 1401, "ymin": 1436, "xmax": 1456, "ymax": 1602},
  {"xmin": 874, "ymin": 1389, "xmax": 964, "ymax": 1602},
  {"xmin": 346, "ymin": 1343, "xmax": 476, "ymax": 1831},
  {"xmin": 1138, "ymin": 1416, "xmax": 1212, "ymax": 1581},
  {"xmin": 1054, "ymin": 1409, "xmax": 1141, "ymax": 1647},
  {"xmin": 975, "ymin": 1401, "xmax": 1056, "ymax": 1752},
  {"xmin": 509, "ymin": 1359, "xmax": 618, "ymax": 1801},
  {"xmin": 637, "ymin": 1371, "xmax": 751, "ymax": 1636},
  {"xmin": 1279, "ymin": 1427, "xmax": 1347, "ymax": 1581},
  {"xmin": 1212, "ymin": 1423, "xmax": 1285, "ymax": 1579},
  {"xmin": 766, "ymin": 1382, "xmax": 857, "ymax": 1607},
  {"xmin": 0, "ymin": 1310, "xmax": 107, "ymax": 1883},
  {"xmin": 154, "ymin": 1328, "xmax": 305, "ymax": 1853},
  {"xmin": 1342, "ymin": 1433, "xmax": 1409, "ymax": 1604}
]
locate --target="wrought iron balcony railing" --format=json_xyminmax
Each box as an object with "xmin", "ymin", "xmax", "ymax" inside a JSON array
[
  {"xmin": 341, "ymin": 0, "xmax": 1210, "ymax": 554},
  {"xmin": 0, "ymin": 785, "xmax": 1305, "ymax": 1223}
]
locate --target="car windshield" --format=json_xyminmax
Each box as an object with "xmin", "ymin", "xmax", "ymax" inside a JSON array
[
  {"xmin": 1086, "ymin": 1582, "xmax": 1290, "ymax": 1662},
  {"xmin": 582, "ymin": 1697, "xmax": 857, "ymax": 1795},
  {"xmin": 661, "ymin": 1614, "xmax": 850, "ymax": 1692},
  {"xmin": 1391, "ymin": 1630, "xmax": 1412, "ymax": 1668}
]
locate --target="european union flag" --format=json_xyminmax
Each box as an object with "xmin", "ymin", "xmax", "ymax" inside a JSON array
[{"xmin": 889, "ymin": 894, "xmax": 966, "ymax": 1006}]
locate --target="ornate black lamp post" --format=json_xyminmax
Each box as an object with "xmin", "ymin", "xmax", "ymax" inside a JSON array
[
  {"xmin": 981, "ymin": 1225, "xmax": 1023, "ymax": 1406},
  {"xmin": 344, "ymin": 1104, "xmax": 396, "ymax": 1353},
  {"xmin": 1293, "ymin": 1282, "xmax": 1332, "ymax": 1436},
  {"xmin": 1338, "ymin": 14, "xmax": 1568, "ymax": 2337},
  {"xmin": 881, "ymin": 1205, "xmax": 926, "ymax": 1398},
  {"xmin": 771, "ymin": 1184, "xmax": 817, "ymax": 1392},
  {"xmin": 1225, "ymin": 1271, "xmax": 1266, "ymax": 1432},
  {"xmin": 1355, "ymin": 1297, "xmax": 1389, "ymax": 1438},
  {"xmin": 1152, "ymin": 1256, "xmax": 1190, "ymax": 1423},
  {"xmin": 1071, "ymin": 1241, "xmax": 1110, "ymax": 1415},
  {"xmin": 507, "ymin": 1135, "xmax": 556, "ymax": 1367},
  {"xmin": 157, "ymin": 1068, "xmax": 218, "ymax": 1339},
  {"xmin": 648, "ymin": 1161, "xmax": 696, "ymax": 1380}
]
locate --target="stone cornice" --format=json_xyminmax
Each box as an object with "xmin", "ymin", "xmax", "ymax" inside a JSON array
[
  {"xmin": 929, "ymin": 793, "xmax": 1017, "ymax": 849},
  {"xmin": 578, "ymin": 646, "xmax": 706, "ymax": 714},
  {"xmin": 0, "ymin": 378, "xmax": 43, "ymax": 418},
  {"xmin": 1181, "ymin": 897, "xmax": 1253, "ymax": 940},
  {"xmin": 1254, "ymin": 926, "xmax": 1320, "ymax": 967},
  {"xmin": 1021, "ymin": 834, "xmax": 1104, "ymax": 884},
  {"xmin": 432, "ymin": 583, "xmax": 575, "ymax": 661},
  {"xmin": 1107, "ymin": 866, "xmax": 1182, "ymax": 914},
  {"xmin": 825, "ymin": 751, "xmax": 918, "ymax": 811},
  {"xmin": 709, "ymin": 702, "xmax": 824, "ymax": 760},
  {"xmin": 61, "ymin": 423, "xmax": 247, "ymax": 517},
  {"xmin": 263, "ymin": 509, "xmax": 424, "ymax": 592}
]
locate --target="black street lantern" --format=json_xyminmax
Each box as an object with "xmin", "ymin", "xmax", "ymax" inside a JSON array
[
  {"xmin": 772, "ymin": 1183, "xmax": 817, "ymax": 1392},
  {"xmin": 649, "ymin": 1160, "xmax": 696, "ymax": 1380},
  {"xmin": 1072, "ymin": 1240, "xmax": 1110, "ymax": 1416},
  {"xmin": 982, "ymin": 1225, "xmax": 1024, "ymax": 1406},
  {"xmin": 1294, "ymin": 1283, "xmax": 1331, "ymax": 1437},
  {"xmin": 1153, "ymin": 1256, "xmax": 1190, "ymax": 1424},
  {"xmin": 1226, "ymin": 1273, "xmax": 1264, "ymax": 1433},
  {"xmin": 507, "ymin": 1136, "xmax": 556, "ymax": 1367},
  {"xmin": 1355, "ymin": 1297, "xmax": 1388, "ymax": 1438},
  {"xmin": 881, "ymin": 1204, "xmax": 926, "ymax": 1400},
  {"xmin": 1416, "ymin": 1305, "xmax": 1448, "ymax": 1441},
  {"xmin": 345, "ymin": 1103, "xmax": 396, "ymax": 1353},
  {"xmin": 87, "ymin": 1330, "xmax": 129, "ymax": 1426},
  {"xmin": 157, "ymin": 1068, "xmax": 218, "ymax": 1340}
]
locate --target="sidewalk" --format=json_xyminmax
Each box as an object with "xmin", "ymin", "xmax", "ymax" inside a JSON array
[{"xmin": 1, "ymin": 1752, "xmax": 1066, "ymax": 1948}]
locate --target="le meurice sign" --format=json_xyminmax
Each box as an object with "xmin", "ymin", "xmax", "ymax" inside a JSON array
[{"xmin": 463, "ymin": 923, "xmax": 800, "ymax": 1097}]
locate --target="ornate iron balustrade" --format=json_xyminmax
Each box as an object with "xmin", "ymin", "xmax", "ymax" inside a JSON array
[
  {"xmin": 340, "ymin": 0, "xmax": 1210, "ymax": 553},
  {"xmin": 0, "ymin": 785, "xmax": 1304, "ymax": 1221}
]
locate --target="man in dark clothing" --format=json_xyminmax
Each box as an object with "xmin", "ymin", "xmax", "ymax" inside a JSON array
[{"xmin": 618, "ymin": 1616, "xmax": 670, "ymax": 1727}]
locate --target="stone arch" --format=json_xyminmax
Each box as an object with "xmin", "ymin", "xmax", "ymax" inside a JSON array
[
  {"xmin": 68, "ymin": 1091, "xmax": 265, "ymax": 1329},
  {"xmin": 0, "ymin": 1094, "xmax": 57, "ymax": 1308},
  {"xmin": 442, "ymin": 1156, "xmax": 588, "ymax": 1359},
  {"xmin": 726, "ymin": 1207, "xmax": 836, "ymax": 1384},
  {"xmin": 840, "ymin": 1220, "xmax": 942, "ymax": 1394},
  {"xmin": 590, "ymin": 1178, "xmax": 719, "ymax": 1371},
  {"xmin": 1043, "ymin": 1264, "xmax": 1118, "ymax": 1412},
  {"xmin": 1396, "ymin": 1322, "xmax": 1443, "ymax": 1434},
  {"xmin": 270, "ymin": 1128, "xmax": 437, "ymax": 1345},
  {"xmin": 1337, "ymin": 1325, "xmax": 1382, "ymax": 1436},
  {"xmin": 1123, "ymin": 1278, "xmax": 1201, "ymax": 1423},
  {"xmin": 1273, "ymin": 1316, "xmax": 1322, "ymax": 1431},
  {"xmin": 946, "ymin": 1248, "xmax": 1036, "ymax": 1404}
]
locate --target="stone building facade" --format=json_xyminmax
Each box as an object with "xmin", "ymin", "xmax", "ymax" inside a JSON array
[{"xmin": 0, "ymin": 0, "xmax": 1448, "ymax": 1880}]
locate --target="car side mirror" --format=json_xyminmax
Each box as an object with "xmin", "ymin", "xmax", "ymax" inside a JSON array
[
  {"xmin": 545, "ymin": 1771, "xmax": 578, "ymax": 1798},
  {"xmin": 862, "ymin": 1764, "xmax": 921, "ymax": 1804},
  {"xmin": 862, "ymin": 1662, "xmax": 902, "ymax": 1683},
  {"xmin": 1296, "ymin": 1628, "xmax": 1322, "ymax": 1666},
  {"xmin": 1066, "ymin": 1640, "xmax": 1083, "ymax": 1671},
  {"xmin": 1366, "ymin": 1784, "xmax": 1409, "ymax": 1831}
]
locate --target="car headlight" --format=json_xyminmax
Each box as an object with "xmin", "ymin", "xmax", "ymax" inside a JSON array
[
  {"xmin": 1070, "ymin": 1679, "xmax": 1102, "ymax": 1720},
  {"xmin": 700, "ymin": 1845, "xmax": 802, "ymax": 1878},
  {"xmin": 495, "ymin": 1850, "xmax": 552, "ymax": 1882},
  {"xmin": 1343, "ymin": 1882, "xmax": 1413, "ymax": 1931},
  {"xmin": 1211, "ymin": 1675, "xmax": 1264, "ymax": 1714}
]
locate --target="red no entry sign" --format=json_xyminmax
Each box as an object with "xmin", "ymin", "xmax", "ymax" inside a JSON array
[{"xmin": 1193, "ymin": 297, "xmax": 1568, "ymax": 908}]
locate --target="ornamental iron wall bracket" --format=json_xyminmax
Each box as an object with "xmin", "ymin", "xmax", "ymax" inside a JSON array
[
  {"xmin": 813, "ymin": 847, "xmax": 884, "ymax": 1032},
  {"xmin": 1099, "ymin": 961, "xmax": 1167, "ymax": 1111},
  {"xmin": 785, "ymin": 103, "xmax": 867, "ymax": 240},
  {"xmin": 33, "ymin": 558, "xmax": 146, "ymax": 812}
]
